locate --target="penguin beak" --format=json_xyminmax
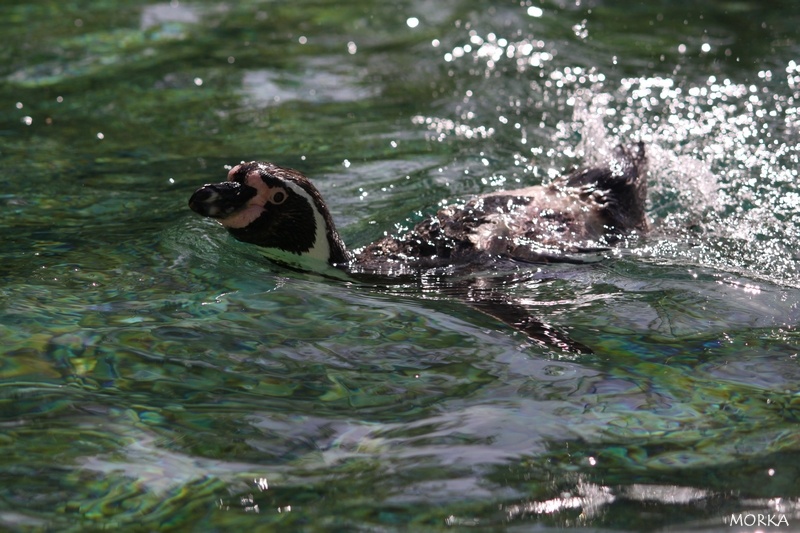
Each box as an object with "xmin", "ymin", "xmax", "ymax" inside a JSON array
[{"xmin": 188, "ymin": 181, "xmax": 257, "ymax": 218}]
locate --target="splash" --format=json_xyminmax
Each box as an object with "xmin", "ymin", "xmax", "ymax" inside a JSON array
[
  {"xmin": 561, "ymin": 74, "xmax": 800, "ymax": 286},
  {"xmin": 417, "ymin": 24, "xmax": 800, "ymax": 287}
]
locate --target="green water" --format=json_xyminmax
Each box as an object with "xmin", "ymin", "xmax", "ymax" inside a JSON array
[{"xmin": 2, "ymin": 1, "xmax": 800, "ymax": 530}]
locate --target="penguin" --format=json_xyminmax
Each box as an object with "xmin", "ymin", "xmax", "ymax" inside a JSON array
[
  {"xmin": 189, "ymin": 143, "xmax": 647, "ymax": 274},
  {"xmin": 188, "ymin": 142, "xmax": 648, "ymax": 352}
]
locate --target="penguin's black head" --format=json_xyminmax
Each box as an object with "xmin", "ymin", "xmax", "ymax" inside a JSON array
[{"xmin": 189, "ymin": 161, "xmax": 348, "ymax": 266}]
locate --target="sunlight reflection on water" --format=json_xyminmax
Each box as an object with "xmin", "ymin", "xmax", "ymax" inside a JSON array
[
  {"xmin": 417, "ymin": 22, "xmax": 800, "ymax": 288},
  {"xmin": 241, "ymin": 62, "xmax": 374, "ymax": 105}
]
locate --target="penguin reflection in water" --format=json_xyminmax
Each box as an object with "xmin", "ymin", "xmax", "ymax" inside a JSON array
[{"xmin": 189, "ymin": 143, "xmax": 648, "ymax": 353}]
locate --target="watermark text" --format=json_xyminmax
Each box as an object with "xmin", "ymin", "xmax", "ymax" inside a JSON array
[{"xmin": 727, "ymin": 513, "xmax": 789, "ymax": 527}]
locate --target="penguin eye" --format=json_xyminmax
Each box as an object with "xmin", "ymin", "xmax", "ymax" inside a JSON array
[{"xmin": 270, "ymin": 190, "xmax": 287, "ymax": 204}]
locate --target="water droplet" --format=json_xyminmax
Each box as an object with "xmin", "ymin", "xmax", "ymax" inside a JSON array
[{"xmin": 527, "ymin": 6, "xmax": 543, "ymax": 17}]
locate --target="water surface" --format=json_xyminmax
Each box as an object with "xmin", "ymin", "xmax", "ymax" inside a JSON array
[{"xmin": 2, "ymin": 0, "xmax": 800, "ymax": 530}]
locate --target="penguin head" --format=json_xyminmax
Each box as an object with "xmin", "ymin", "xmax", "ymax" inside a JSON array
[{"xmin": 189, "ymin": 161, "xmax": 348, "ymax": 267}]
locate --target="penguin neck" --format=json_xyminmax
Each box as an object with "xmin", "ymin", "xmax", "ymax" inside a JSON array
[{"xmin": 270, "ymin": 178, "xmax": 350, "ymax": 269}]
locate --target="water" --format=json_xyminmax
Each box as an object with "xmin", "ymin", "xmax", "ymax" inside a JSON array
[{"xmin": 2, "ymin": 0, "xmax": 799, "ymax": 530}]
